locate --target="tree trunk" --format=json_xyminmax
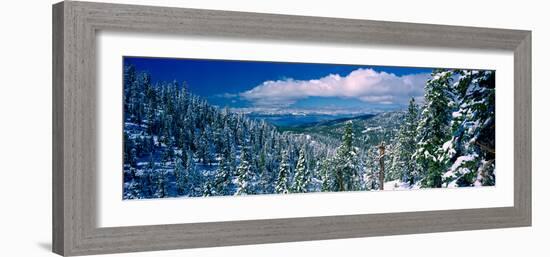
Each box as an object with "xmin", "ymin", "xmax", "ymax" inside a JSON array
[
  {"xmin": 337, "ymin": 169, "xmax": 344, "ymax": 191},
  {"xmin": 378, "ymin": 143, "xmax": 385, "ymax": 190}
]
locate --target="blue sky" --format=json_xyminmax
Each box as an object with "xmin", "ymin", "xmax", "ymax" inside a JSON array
[{"xmin": 124, "ymin": 57, "xmax": 433, "ymax": 114}]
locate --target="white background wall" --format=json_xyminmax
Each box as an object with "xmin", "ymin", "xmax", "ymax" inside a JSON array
[{"xmin": 0, "ymin": 0, "xmax": 547, "ymax": 256}]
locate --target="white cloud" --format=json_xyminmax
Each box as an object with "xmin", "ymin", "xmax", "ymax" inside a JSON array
[{"xmin": 239, "ymin": 68, "xmax": 429, "ymax": 107}]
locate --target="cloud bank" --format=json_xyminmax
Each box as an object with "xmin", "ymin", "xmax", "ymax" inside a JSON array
[{"xmin": 239, "ymin": 68, "xmax": 429, "ymax": 107}]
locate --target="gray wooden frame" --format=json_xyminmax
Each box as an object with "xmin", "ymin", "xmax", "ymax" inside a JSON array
[{"xmin": 52, "ymin": 1, "xmax": 531, "ymax": 256}]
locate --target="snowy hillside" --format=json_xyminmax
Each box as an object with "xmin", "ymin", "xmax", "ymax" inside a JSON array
[{"xmin": 122, "ymin": 66, "xmax": 496, "ymax": 199}]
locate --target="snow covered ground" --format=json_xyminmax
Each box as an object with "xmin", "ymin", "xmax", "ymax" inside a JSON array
[{"xmin": 383, "ymin": 180, "xmax": 421, "ymax": 191}]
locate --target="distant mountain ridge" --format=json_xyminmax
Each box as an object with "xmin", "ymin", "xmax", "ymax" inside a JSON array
[
  {"xmin": 275, "ymin": 111, "xmax": 405, "ymax": 152},
  {"xmin": 246, "ymin": 112, "xmax": 378, "ymax": 128},
  {"xmin": 289, "ymin": 113, "xmax": 376, "ymax": 128}
]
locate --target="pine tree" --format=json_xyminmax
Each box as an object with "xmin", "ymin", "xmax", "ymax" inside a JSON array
[
  {"xmin": 291, "ymin": 147, "xmax": 310, "ymax": 193},
  {"xmin": 186, "ymin": 150, "xmax": 203, "ymax": 197},
  {"xmin": 320, "ymin": 157, "xmax": 333, "ymax": 192},
  {"xmin": 174, "ymin": 155, "xmax": 188, "ymax": 196},
  {"xmin": 201, "ymin": 127, "xmax": 216, "ymax": 165},
  {"xmin": 257, "ymin": 149, "xmax": 271, "ymax": 194},
  {"xmin": 202, "ymin": 178, "xmax": 215, "ymax": 196},
  {"xmin": 143, "ymin": 153, "xmax": 156, "ymax": 197},
  {"xmin": 235, "ymin": 146, "xmax": 254, "ymax": 195},
  {"xmin": 214, "ymin": 153, "xmax": 233, "ymax": 195},
  {"xmin": 414, "ymin": 69, "xmax": 455, "ymax": 188},
  {"xmin": 333, "ymin": 121, "xmax": 360, "ymax": 191},
  {"xmin": 154, "ymin": 172, "xmax": 167, "ymax": 198},
  {"xmin": 275, "ymin": 150, "xmax": 290, "ymax": 194},
  {"xmin": 125, "ymin": 177, "xmax": 142, "ymax": 199},
  {"xmin": 363, "ymin": 147, "xmax": 380, "ymax": 190},
  {"xmin": 442, "ymin": 70, "xmax": 495, "ymax": 187},
  {"xmin": 391, "ymin": 97, "xmax": 419, "ymax": 185}
]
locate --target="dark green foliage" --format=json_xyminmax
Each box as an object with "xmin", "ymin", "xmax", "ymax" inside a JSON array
[
  {"xmin": 291, "ymin": 147, "xmax": 310, "ymax": 193},
  {"xmin": 414, "ymin": 69, "xmax": 455, "ymax": 188},
  {"xmin": 327, "ymin": 121, "xmax": 361, "ymax": 192},
  {"xmin": 122, "ymin": 65, "xmax": 496, "ymax": 199},
  {"xmin": 275, "ymin": 150, "xmax": 290, "ymax": 194},
  {"xmin": 442, "ymin": 70, "xmax": 496, "ymax": 186},
  {"xmin": 389, "ymin": 97, "xmax": 419, "ymax": 184}
]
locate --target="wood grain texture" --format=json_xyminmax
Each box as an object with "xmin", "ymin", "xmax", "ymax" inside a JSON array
[
  {"xmin": 52, "ymin": 1, "xmax": 532, "ymax": 256},
  {"xmin": 52, "ymin": 2, "xmax": 65, "ymax": 255},
  {"xmin": 514, "ymin": 32, "xmax": 532, "ymax": 225}
]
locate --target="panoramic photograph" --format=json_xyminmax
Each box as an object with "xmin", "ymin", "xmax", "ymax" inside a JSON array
[{"xmin": 122, "ymin": 57, "xmax": 496, "ymax": 200}]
